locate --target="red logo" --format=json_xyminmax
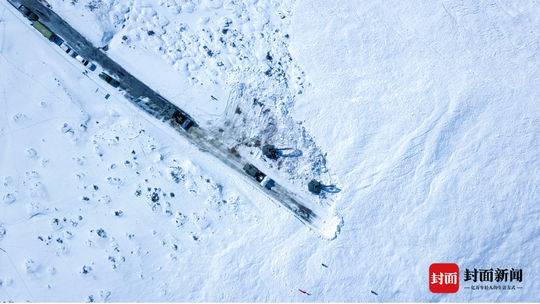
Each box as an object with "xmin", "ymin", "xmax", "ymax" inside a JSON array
[{"xmin": 429, "ymin": 263, "xmax": 459, "ymax": 293}]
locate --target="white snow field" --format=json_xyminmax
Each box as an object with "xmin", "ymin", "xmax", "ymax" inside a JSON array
[{"xmin": 1, "ymin": 0, "xmax": 539, "ymax": 302}]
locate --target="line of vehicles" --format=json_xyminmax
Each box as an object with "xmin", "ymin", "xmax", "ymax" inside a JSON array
[
  {"xmin": 241, "ymin": 156, "xmax": 338, "ymax": 195},
  {"xmin": 12, "ymin": 3, "xmax": 121, "ymax": 92},
  {"xmin": 12, "ymin": 2, "xmax": 203, "ymax": 135},
  {"xmin": 11, "ymin": 1, "xmax": 338, "ymax": 200}
]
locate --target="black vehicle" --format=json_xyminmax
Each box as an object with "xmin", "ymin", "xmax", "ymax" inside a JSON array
[
  {"xmin": 19, "ymin": 5, "xmax": 39, "ymax": 21},
  {"xmin": 98, "ymin": 72, "xmax": 120, "ymax": 88},
  {"xmin": 262, "ymin": 144, "xmax": 303, "ymax": 160},
  {"xmin": 172, "ymin": 110, "xmax": 196, "ymax": 131},
  {"xmin": 243, "ymin": 163, "xmax": 275, "ymax": 190},
  {"xmin": 308, "ymin": 179, "xmax": 341, "ymax": 195},
  {"xmin": 308, "ymin": 180, "xmax": 323, "ymax": 195},
  {"xmin": 50, "ymin": 35, "xmax": 64, "ymax": 46},
  {"xmin": 262, "ymin": 144, "xmax": 279, "ymax": 160}
]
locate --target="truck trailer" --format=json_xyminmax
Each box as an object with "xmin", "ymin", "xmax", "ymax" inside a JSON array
[{"xmin": 32, "ymin": 21, "xmax": 59, "ymax": 43}]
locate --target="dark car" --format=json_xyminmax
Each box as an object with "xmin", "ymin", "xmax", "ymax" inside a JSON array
[
  {"xmin": 98, "ymin": 72, "xmax": 120, "ymax": 88},
  {"xmin": 172, "ymin": 110, "xmax": 196, "ymax": 131},
  {"xmin": 50, "ymin": 35, "xmax": 64, "ymax": 46},
  {"xmin": 243, "ymin": 163, "xmax": 275, "ymax": 190},
  {"xmin": 19, "ymin": 5, "xmax": 38, "ymax": 21},
  {"xmin": 308, "ymin": 180, "xmax": 323, "ymax": 195}
]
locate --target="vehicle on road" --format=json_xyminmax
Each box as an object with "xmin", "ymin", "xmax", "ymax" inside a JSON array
[
  {"xmin": 98, "ymin": 72, "xmax": 120, "ymax": 88},
  {"xmin": 74, "ymin": 55, "xmax": 97, "ymax": 71},
  {"xmin": 18, "ymin": 5, "xmax": 39, "ymax": 21},
  {"xmin": 50, "ymin": 35, "xmax": 63, "ymax": 46},
  {"xmin": 243, "ymin": 164, "xmax": 275, "ymax": 190},
  {"xmin": 68, "ymin": 49, "xmax": 78, "ymax": 58},
  {"xmin": 75, "ymin": 54, "xmax": 90, "ymax": 66},
  {"xmin": 37, "ymin": 0, "xmax": 52, "ymax": 9},
  {"xmin": 32, "ymin": 21, "xmax": 59, "ymax": 42},
  {"xmin": 172, "ymin": 110, "xmax": 196, "ymax": 131},
  {"xmin": 59, "ymin": 42, "xmax": 71, "ymax": 53},
  {"xmin": 7, "ymin": 0, "xmax": 22, "ymax": 9}
]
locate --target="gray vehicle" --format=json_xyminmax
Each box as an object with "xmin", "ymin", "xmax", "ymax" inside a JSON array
[{"xmin": 98, "ymin": 72, "xmax": 120, "ymax": 88}]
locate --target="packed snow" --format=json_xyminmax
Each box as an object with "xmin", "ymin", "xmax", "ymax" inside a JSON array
[{"xmin": 1, "ymin": 0, "xmax": 539, "ymax": 301}]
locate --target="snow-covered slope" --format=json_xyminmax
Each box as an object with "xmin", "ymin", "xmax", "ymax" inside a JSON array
[
  {"xmin": 288, "ymin": 0, "xmax": 540, "ymax": 301},
  {"xmin": 1, "ymin": 0, "xmax": 539, "ymax": 301}
]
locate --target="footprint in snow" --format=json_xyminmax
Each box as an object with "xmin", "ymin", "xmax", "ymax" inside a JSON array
[
  {"xmin": 3, "ymin": 193, "xmax": 16, "ymax": 204},
  {"xmin": 0, "ymin": 223, "xmax": 6, "ymax": 241}
]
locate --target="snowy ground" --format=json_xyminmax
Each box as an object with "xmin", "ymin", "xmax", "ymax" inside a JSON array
[{"xmin": 1, "ymin": 0, "xmax": 539, "ymax": 302}]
